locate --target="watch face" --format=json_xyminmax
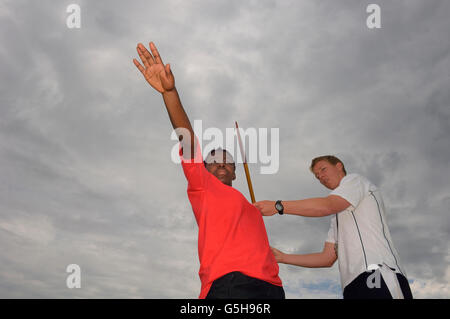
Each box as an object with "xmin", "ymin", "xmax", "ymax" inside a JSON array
[{"xmin": 276, "ymin": 202, "xmax": 283, "ymax": 211}]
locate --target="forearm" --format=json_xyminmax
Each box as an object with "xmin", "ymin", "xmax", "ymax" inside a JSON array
[
  {"xmin": 283, "ymin": 198, "xmax": 332, "ymax": 217},
  {"xmin": 161, "ymin": 88, "xmax": 195, "ymax": 154},
  {"xmin": 281, "ymin": 252, "xmax": 333, "ymax": 268},
  {"xmin": 162, "ymin": 88, "xmax": 193, "ymax": 135}
]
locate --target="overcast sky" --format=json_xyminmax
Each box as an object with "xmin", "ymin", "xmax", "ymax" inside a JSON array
[{"xmin": 0, "ymin": 0, "xmax": 449, "ymax": 298}]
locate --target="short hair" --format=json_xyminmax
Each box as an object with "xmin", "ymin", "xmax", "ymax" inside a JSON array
[
  {"xmin": 204, "ymin": 148, "xmax": 236, "ymax": 170},
  {"xmin": 310, "ymin": 155, "xmax": 347, "ymax": 175}
]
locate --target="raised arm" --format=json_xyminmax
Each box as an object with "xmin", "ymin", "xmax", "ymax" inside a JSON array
[{"xmin": 133, "ymin": 42, "xmax": 195, "ymax": 157}]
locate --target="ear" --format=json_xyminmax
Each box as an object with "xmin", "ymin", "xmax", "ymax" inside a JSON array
[{"xmin": 336, "ymin": 162, "xmax": 343, "ymax": 172}]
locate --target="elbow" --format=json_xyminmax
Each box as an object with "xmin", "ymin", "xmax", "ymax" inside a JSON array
[
  {"xmin": 318, "ymin": 207, "xmax": 334, "ymax": 217},
  {"xmin": 321, "ymin": 251, "xmax": 337, "ymax": 267},
  {"xmin": 325, "ymin": 256, "xmax": 337, "ymax": 268},
  {"xmin": 319, "ymin": 198, "xmax": 340, "ymax": 216}
]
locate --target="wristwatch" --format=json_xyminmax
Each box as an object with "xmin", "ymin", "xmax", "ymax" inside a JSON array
[{"xmin": 275, "ymin": 200, "xmax": 284, "ymax": 215}]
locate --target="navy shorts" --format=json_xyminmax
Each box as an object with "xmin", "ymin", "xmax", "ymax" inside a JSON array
[
  {"xmin": 205, "ymin": 271, "xmax": 285, "ymax": 299},
  {"xmin": 343, "ymin": 270, "xmax": 413, "ymax": 299}
]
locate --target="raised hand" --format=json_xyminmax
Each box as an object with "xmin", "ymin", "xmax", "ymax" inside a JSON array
[{"xmin": 133, "ymin": 42, "xmax": 175, "ymax": 93}]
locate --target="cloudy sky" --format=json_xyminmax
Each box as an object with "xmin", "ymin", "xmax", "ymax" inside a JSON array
[{"xmin": 0, "ymin": 0, "xmax": 449, "ymax": 298}]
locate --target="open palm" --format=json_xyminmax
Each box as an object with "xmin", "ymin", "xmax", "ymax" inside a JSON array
[{"xmin": 133, "ymin": 42, "xmax": 175, "ymax": 93}]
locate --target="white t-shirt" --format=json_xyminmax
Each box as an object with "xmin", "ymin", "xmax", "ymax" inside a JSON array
[{"xmin": 326, "ymin": 174, "xmax": 407, "ymax": 290}]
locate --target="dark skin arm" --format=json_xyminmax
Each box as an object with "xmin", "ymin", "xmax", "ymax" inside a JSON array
[{"xmin": 133, "ymin": 42, "xmax": 195, "ymax": 158}]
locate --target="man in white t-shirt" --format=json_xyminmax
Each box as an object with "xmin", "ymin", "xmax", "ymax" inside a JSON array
[{"xmin": 254, "ymin": 155, "xmax": 413, "ymax": 299}]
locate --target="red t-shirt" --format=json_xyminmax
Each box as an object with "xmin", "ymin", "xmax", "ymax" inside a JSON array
[{"xmin": 180, "ymin": 140, "xmax": 282, "ymax": 299}]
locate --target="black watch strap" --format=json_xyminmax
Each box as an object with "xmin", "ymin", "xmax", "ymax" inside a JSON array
[{"xmin": 275, "ymin": 200, "xmax": 284, "ymax": 215}]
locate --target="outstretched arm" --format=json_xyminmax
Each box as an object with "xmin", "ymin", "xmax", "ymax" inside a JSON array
[
  {"xmin": 133, "ymin": 42, "xmax": 195, "ymax": 157},
  {"xmin": 271, "ymin": 242, "xmax": 337, "ymax": 268},
  {"xmin": 254, "ymin": 195, "xmax": 351, "ymax": 217}
]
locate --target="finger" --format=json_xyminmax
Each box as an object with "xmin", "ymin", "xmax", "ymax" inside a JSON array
[
  {"xmin": 163, "ymin": 63, "xmax": 173, "ymax": 80},
  {"xmin": 133, "ymin": 58, "xmax": 145, "ymax": 75},
  {"xmin": 136, "ymin": 45, "xmax": 151, "ymax": 68},
  {"xmin": 270, "ymin": 247, "xmax": 281, "ymax": 254},
  {"xmin": 160, "ymin": 64, "xmax": 175, "ymax": 89},
  {"xmin": 150, "ymin": 42, "xmax": 164, "ymax": 65},
  {"xmin": 137, "ymin": 43, "xmax": 155, "ymax": 66},
  {"xmin": 165, "ymin": 63, "xmax": 171, "ymax": 75}
]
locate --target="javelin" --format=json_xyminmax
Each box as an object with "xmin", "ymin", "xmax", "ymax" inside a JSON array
[{"xmin": 235, "ymin": 121, "xmax": 256, "ymax": 203}]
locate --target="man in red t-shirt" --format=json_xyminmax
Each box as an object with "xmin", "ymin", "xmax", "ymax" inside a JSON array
[{"xmin": 133, "ymin": 42, "xmax": 284, "ymax": 299}]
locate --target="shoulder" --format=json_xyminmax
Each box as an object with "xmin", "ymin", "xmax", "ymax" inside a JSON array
[
  {"xmin": 339, "ymin": 174, "xmax": 376, "ymax": 190},
  {"xmin": 331, "ymin": 174, "xmax": 377, "ymax": 208},
  {"xmin": 335, "ymin": 173, "xmax": 362, "ymax": 189}
]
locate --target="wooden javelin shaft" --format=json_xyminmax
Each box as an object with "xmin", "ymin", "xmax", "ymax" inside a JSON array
[{"xmin": 235, "ymin": 121, "xmax": 256, "ymax": 203}]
